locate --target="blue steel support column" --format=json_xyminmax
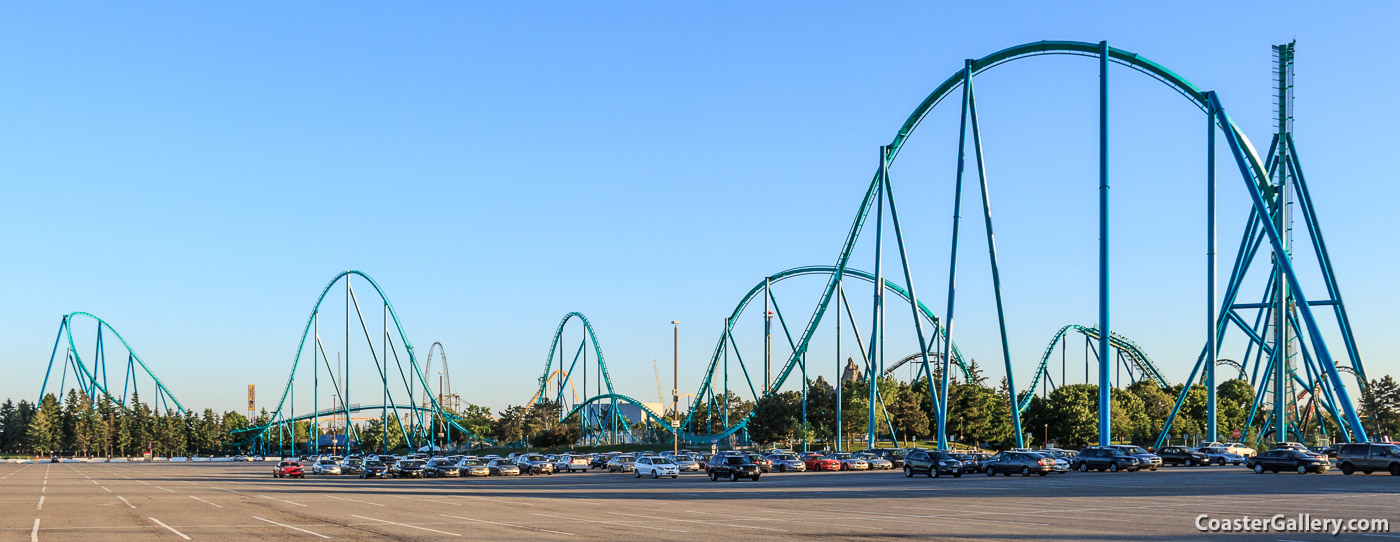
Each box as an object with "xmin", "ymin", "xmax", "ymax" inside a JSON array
[
  {"xmin": 723, "ymin": 317, "xmax": 729, "ymax": 435},
  {"xmin": 1210, "ymin": 93, "xmax": 1369, "ymax": 442},
  {"xmin": 40, "ymin": 316, "xmax": 67, "ymax": 402},
  {"xmin": 968, "ymin": 74, "xmax": 1024, "ymax": 449},
  {"xmin": 867, "ymin": 146, "xmax": 887, "ymax": 450},
  {"xmin": 1097, "ymin": 40, "xmax": 1113, "ymax": 447},
  {"xmin": 1206, "ymin": 95, "xmax": 1218, "ymax": 442},
  {"xmin": 880, "ymin": 142, "xmax": 938, "ymax": 450},
  {"xmin": 939, "ymin": 60, "xmax": 973, "ymax": 451},
  {"xmin": 314, "ymin": 311, "xmax": 319, "ymax": 456},
  {"xmin": 835, "ymin": 294, "xmax": 842, "ymax": 452}
]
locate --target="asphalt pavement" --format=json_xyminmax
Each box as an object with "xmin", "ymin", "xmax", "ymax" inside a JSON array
[{"xmin": 1, "ymin": 460, "xmax": 1397, "ymax": 541}]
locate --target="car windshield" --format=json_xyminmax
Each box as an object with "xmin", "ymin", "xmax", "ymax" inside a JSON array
[
  {"xmin": 280, "ymin": 462, "xmax": 297, "ymax": 467},
  {"xmin": 652, "ymin": 458, "xmax": 674, "ymax": 465},
  {"xmin": 1121, "ymin": 447, "xmax": 1149, "ymax": 454},
  {"xmin": 402, "ymin": 460, "xmax": 424, "ymax": 467},
  {"xmin": 432, "ymin": 459, "xmax": 453, "ymax": 465},
  {"xmin": 318, "ymin": 460, "xmax": 335, "ymax": 464},
  {"xmin": 930, "ymin": 452, "xmax": 953, "ymax": 460},
  {"xmin": 1378, "ymin": 445, "xmax": 1400, "ymax": 455},
  {"xmin": 774, "ymin": 454, "xmax": 797, "ymax": 461},
  {"xmin": 616, "ymin": 457, "xmax": 633, "ymax": 463},
  {"xmin": 726, "ymin": 456, "xmax": 747, "ymax": 465},
  {"xmin": 833, "ymin": 453, "xmax": 851, "ymax": 460},
  {"xmin": 365, "ymin": 461, "xmax": 383, "ymax": 467}
]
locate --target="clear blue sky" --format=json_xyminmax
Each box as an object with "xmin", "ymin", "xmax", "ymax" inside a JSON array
[{"xmin": 2, "ymin": 2, "xmax": 1396, "ymax": 417}]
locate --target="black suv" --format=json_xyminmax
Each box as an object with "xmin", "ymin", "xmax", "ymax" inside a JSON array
[
  {"xmin": 903, "ymin": 450, "xmax": 964, "ymax": 478},
  {"xmin": 1336, "ymin": 443, "xmax": 1400, "ymax": 476},
  {"xmin": 1247, "ymin": 448, "xmax": 1330, "ymax": 474},
  {"xmin": 1157, "ymin": 446, "xmax": 1211, "ymax": 467},
  {"xmin": 707, "ymin": 454, "xmax": 761, "ymax": 481},
  {"xmin": 1075, "ymin": 446, "xmax": 1142, "ymax": 472}
]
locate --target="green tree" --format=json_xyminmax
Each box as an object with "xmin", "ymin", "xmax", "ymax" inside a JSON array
[
  {"xmin": 890, "ymin": 381, "xmax": 930, "ymax": 446},
  {"xmin": 748, "ymin": 391, "xmax": 801, "ymax": 446},
  {"xmin": 1362, "ymin": 376, "xmax": 1400, "ymax": 439},
  {"xmin": 27, "ymin": 394, "xmax": 64, "ymax": 455}
]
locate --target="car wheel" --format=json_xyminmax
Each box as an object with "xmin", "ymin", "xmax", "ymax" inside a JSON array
[
  {"xmin": 904, "ymin": 467, "xmax": 912, "ymax": 478},
  {"xmin": 730, "ymin": 472, "xmax": 738, "ymax": 482},
  {"xmin": 1253, "ymin": 463, "xmax": 1264, "ymax": 474},
  {"xmin": 1079, "ymin": 463, "xmax": 1089, "ymax": 472},
  {"xmin": 777, "ymin": 465, "xmax": 785, "ymax": 473},
  {"xmin": 708, "ymin": 471, "xmax": 717, "ymax": 481},
  {"xmin": 1109, "ymin": 463, "xmax": 1119, "ymax": 473},
  {"xmin": 1185, "ymin": 459, "xmax": 1193, "ymax": 467},
  {"xmin": 1297, "ymin": 464, "xmax": 1308, "ymax": 475},
  {"xmin": 986, "ymin": 469, "xmax": 995, "ymax": 477},
  {"xmin": 653, "ymin": 472, "xmax": 659, "ymax": 479},
  {"xmin": 752, "ymin": 475, "xmax": 760, "ymax": 481},
  {"xmin": 1392, "ymin": 464, "xmax": 1400, "ymax": 476},
  {"xmin": 1341, "ymin": 463, "xmax": 1355, "ymax": 475},
  {"xmin": 928, "ymin": 468, "xmax": 936, "ymax": 478},
  {"xmin": 635, "ymin": 471, "xmax": 641, "ymax": 478},
  {"xmin": 1021, "ymin": 467, "xmax": 1030, "ymax": 477}
]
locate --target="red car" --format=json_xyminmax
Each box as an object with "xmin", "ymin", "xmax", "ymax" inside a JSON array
[
  {"xmin": 802, "ymin": 453, "xmax": 841, "ymax": 471},
  {"xmin": 274, "ymin": 461, "xmax": 305, "ymax": 479}
]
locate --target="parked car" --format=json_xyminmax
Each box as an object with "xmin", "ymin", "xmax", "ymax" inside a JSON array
[
  {"xmin": 1223, "ymin": 442, "xmax": 1257, "ymax": 457},
  {"xmin": 1197, "ymin": 446, "xmax": 1246, "ymax": 466},
  {"xmin": 454, "ymin": 458, "xmax": 491, "ymax": 477},
  {"xmin": 1337, "ymin": 442, "xmax": 1400, "ymax": 476},
  {"xmin": 985, "ymin": 452, "xmax": 1055, "ymax": 476},
  {"xmin": 425, "ymin": 457, "xmax": 461, "ymax": 478},
  {"xmin": 672, "ymin": 454, "xmax": 704, "ymax": 472},
  {"xmin": 590, "ymin": 453, "xmax": 616, "ymax": 470},
  {"xmin": 746, "ymin": 454, "xmax": 774, "ymax": 473},
  {"xmin": 394, "ymin": 459, "xmax": 427, "ymax": 478},
  {"xmin": 1247, "ymin": 448, "xmax": 1331, "ymax": 474},
  {"xmin": 707, "ymin": 454, "xmax": 761, "ymax": 481},
  {"xmin": 486, "ymin": 458, "xmax": 521, "ymax": 476},
  {"xmin": 764, "ymin": 453, "xmax": 807, "ymax": 473},
  {"xmin": 359, "ymin": 460, "xmax": 389, "ymax": 479},
  {"xmin": 864, "ymin": 448, "xmax": 909, "ymax": 469},
  {"xmin": 830, "ymin": 452, "xmax": 870, "ymax": 471},
  {"xmin": 606, "ymin": 455, "xmax": 637, "ymax": 473},
  {"xmin": 341, "ymin": 458, "xmax": 365, "ymax": 476},
  {"xmin": 802, "ymin": 453, "xmax": 841, "ymax": 471},
  {"xmin": 1316, "ymin": 445, "xmax": 1342, "ymax": 459},
  {"xmin": 952, "ymin": 452, "xmax": 992, "ymax": 474},
  {"xmin": 635, "ymin": 456, "xmax": 681, "ymax": 479},
  {"xmin": 514, "ymin": 454, "xmax": 555, "ymax": 475},
  {"xmin": 311, "ymin": 459, "xmax": 342, "ymax": 475},
  {"xmin": 273, "ymin": 460, "xmax": 304, "ymax": 479},
  {"xmin": 552, "ymin": 455, "xmax": 589, "ymax": 473},
  {"xmin": 1029, "ymin": 451, "xmax": 1069, "ymax": 473},
  {"xmin": 855, "ymin": 453, "xmax": 895, "ymax": 470},
  {"xmin": 1157, "ymin": 446, "xmax": 1212, "ymax": 467},
  {"xmin": 1109, "ymin": 445, "xmax": 1162, "ymax": 470},
  {"xmin": 903, "ymin": 450, "xmax": 964, "ymax": 478},
  {"xmin": 1075, "ymin": 446, "xmax": 1143, "ymax": 472}
]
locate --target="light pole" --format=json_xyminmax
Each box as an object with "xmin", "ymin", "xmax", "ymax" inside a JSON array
[{"xmin": 671, "ymin": 321, "xmax": 681, "ymax": 456}]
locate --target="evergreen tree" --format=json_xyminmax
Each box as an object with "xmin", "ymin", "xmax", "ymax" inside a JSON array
[{"xmin": 27, "ymin": 394, "xmax": 64, "ymax": 455}]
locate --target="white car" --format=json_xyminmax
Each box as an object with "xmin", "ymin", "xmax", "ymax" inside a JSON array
[
  {"xmin": 634, "ymin": 457, "xmax": 680, "ymax": 479},
  {"xmin": 830, "ymin": 453, "xmax": 870, "ymax": 471},
  {"xmin": 1223, "ymin": 442, "xmax": 1257, "ymax": 457},
  {"xmin": 1198, "ymin": 447, "xmax": 1246, "ymax": 466},
  {"xmin": 553, "ymin": 455, "xmax": 589, "ymax": 473},
  {"xmin": 311, "ymin": 459, "xmax": 342, "ymax": 475}
]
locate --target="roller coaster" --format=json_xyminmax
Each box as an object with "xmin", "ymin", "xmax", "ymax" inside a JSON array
[
  {"xmin": 39, "ymin": 312, "xmax": 185, "ymax": 414},
  {"xmin": 36, "ymin": 40, "xmax": 1374, "ymax": 453}
]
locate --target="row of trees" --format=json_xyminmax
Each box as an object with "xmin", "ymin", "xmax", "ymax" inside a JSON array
[
  {"xmin": 1, "ymin": 390, "xmax": 251, "ymax": 457},
  {"xmin": 726, "ymin": 360, "xmax": 1400, "ymax": 449}
]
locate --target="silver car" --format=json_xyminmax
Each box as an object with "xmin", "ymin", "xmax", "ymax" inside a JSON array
[
  {"xmin": 830, "ymin": 452, "xmax": 869, "ymax": 471},
  {"xmin": 854, "ymin": 453, "xmax": 894, "ymax": 470},
  {"xmin": 553, "ymin": 455, "xmax": 589, "ymax": 473},
  {"xmin": 765, "ymin": 453, "xmax": 806, "ymax": 473},
  {"xmin": 1198, "ymin": 446, "xmax": 1246, "ymax": 466},
  {"xmin": 672, "ymin": 454, "xmax": 704, "ymax": 472},
  {"xmin": 486, "ymin": 458, "xmax": 521, "ymax": 476},
  {"xmin": 311, "ymin": 459, "xmax": 342, "ymax": 475},
  {"xmin": 455, "ymin": 458, "xmax": 492, "ymax": 477}
]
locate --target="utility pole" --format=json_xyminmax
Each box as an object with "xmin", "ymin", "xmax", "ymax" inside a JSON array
[{"xmin": 671, "ymin": 321, "xmax": 681, "ymax": 456}]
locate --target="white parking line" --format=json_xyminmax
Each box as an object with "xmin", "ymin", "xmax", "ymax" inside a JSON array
[
  {"xmin": 36, "ymin": 496, "xmax": 44, "ymax": 510},
  {"xmin": 258, "ymin": 495, "xmax": 306, "ymax": 507},
  {"xmin": 252, "ymin": 516, "xmax": 330, "ymax": 539},
  {"xmin": 609, "ymin": 511, "xmax": 787, "ymax": 532},
  {"xmin": 101, "ymin": 486, "xmax": 112, "ymax": 493},
  {"xmin": 31, "ymin": 519, "xmax": 39, "ymax": 542},
  {"xmin": 117, "ymin": 496, "xmax": 135, "ymax": 508},
  {"xmin": 390, "ymin": 495, "xmax": 460, "ymax": 507},
  {"xmin": 148, "ymin": 517, "xmax": 191, "ymax": 540},
  {"xmin": 325, "ymin": 495, "xmax": 384, "ymax": 507},
  {"xmin": 352, "ymin": 514, "xmax": 460, "ymax": 536},
  {"xmin": 155, "ymin": 486, "xmax": 177, "ymax": 493},
  {"xmin": 440, "ymin": 513, "xmax": 571, "ymax": 536},
  {"xmin": 189, "ymin": 495, "xmax": 221, "ymax": 508},
  {"xmin": 531, "ymin": 512, "xmax": 683, "ymax": 533}
]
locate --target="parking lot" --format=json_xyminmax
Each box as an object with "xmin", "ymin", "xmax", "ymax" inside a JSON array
[{"xmin": 2, "ymin": 460, "xmax": 1397, "ymax": 541}]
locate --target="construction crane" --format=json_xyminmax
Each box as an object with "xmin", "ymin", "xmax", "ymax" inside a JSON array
[{"xmin": 652, "ymin": 359, "xmax": 666, "ymax": 417}]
